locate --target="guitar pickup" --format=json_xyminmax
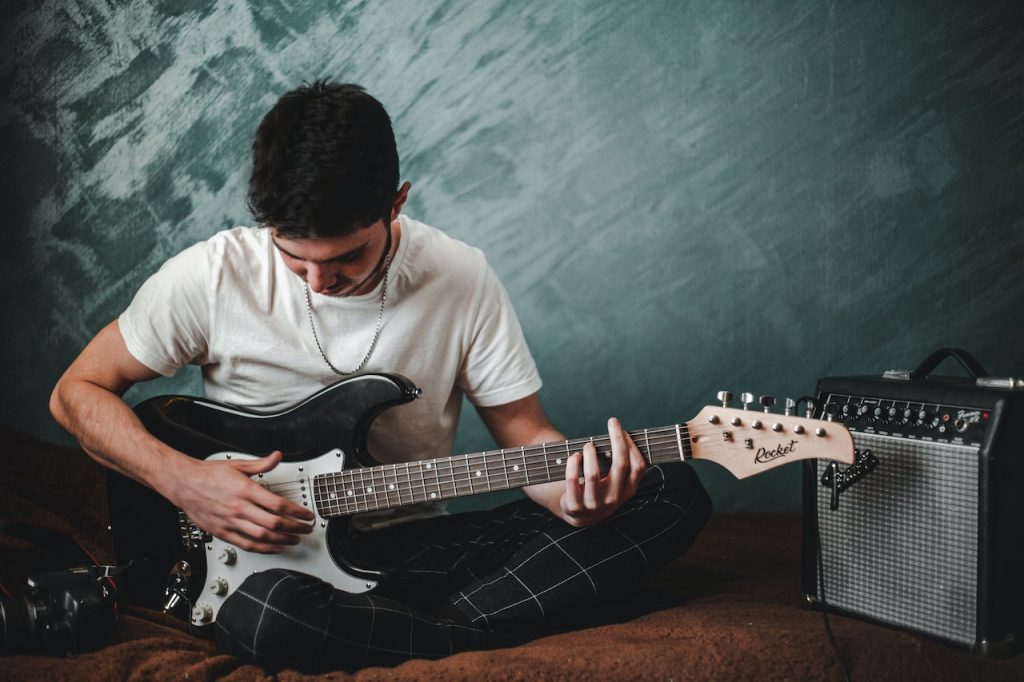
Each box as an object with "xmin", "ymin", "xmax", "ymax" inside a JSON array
[{"xmin": 178, "ymin": 510, "xmax": 212, "ymax": 550}]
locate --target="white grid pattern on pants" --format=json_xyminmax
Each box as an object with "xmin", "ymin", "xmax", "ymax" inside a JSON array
[{"xmin": 214, "ymin": 462, "xmax": 711, "ymax": 672}]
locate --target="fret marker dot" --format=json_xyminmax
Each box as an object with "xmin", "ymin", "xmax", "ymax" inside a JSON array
[
  {"xmin": 556, "ymin": 458, "xmax": 563, "ymax": 465},
  {"xmin": 388, "ymin": 484, "xmax": 396, "ymax": 490},
  {"xmin": 475, "ymin": 471, "xmax": 482, "ymax": 477},
  {"xmin": 347, "ymin": 490, "xmax": 353, "ymax": 496},
  {"xmin": 425, "ymin": 463, "xmax": 433, "ymax": 469},
  {"xmin": 513, "ymin": 465, "xmax": 520, "ymax": 471},
  {"xmin": 366, "ymin": 487, "xmax": 373, "ymax": 493},
  {"xmin": 330, "ymin": 492, "xmax": 337, "ymax": 499},
  {"xmin": 430, "ymin": 492, "xmax": 437, "ymax": 499}
]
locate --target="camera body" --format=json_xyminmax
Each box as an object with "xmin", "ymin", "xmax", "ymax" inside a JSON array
[{"xmin": 1, "ymin": 566, "xmax": 118, "ymax": 655}]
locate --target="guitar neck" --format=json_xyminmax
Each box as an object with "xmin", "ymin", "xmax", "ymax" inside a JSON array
[{"xmin": 313, "ymin": 425, "xmax": 691, "ymax": 518}]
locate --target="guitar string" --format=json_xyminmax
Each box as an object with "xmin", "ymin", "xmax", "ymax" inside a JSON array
[
  {"xmin": 310, "ymin": 443, "xmax": 691, "ymax": 516},
  {"xmin": 263, "ymin": 421, "xmax": 834, "ymax": 511},
  {"xmin": 310, "ymin": 422, "xmax": 820, "ymax": 494},
  {"xmin": 312, "ymin": 435, "xmax": 834, "ymax": 516},
  {"xmin": 312, "ymin": 436, "xmax": 790, "ymax": 515},
  {"xmin": 261, "ymin": 417, "xmax": 823, "ymax": 492},
  {"xmin": 273, "ymin": 427, "xmax": 823, "ymax": 508},
  {"xmin": 304, "ymin": 426, "xmax": 820, "ymax": 496}
]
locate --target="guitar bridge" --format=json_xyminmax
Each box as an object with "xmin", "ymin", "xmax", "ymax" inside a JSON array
[{"xmin": 178, "ymin": 510, "xmax": 212, "ymax": 550}]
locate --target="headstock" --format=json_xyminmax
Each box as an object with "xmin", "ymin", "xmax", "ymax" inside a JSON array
[{"xmin": 686, "ymin": 392, "xmax": 854, "ymax": 479}]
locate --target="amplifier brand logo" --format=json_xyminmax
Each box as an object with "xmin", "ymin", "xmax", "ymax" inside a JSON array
[{"xmin": 755, "ymin": 439, "xmax": 797, "ymax": 464}]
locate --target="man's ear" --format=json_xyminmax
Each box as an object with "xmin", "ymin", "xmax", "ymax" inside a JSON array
[{"xmin": 391, "ymin": 181, "xmax": 412, "ymax": 220}]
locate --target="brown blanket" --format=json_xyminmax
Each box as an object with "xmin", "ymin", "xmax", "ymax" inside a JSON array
[{"xmin": 1, "ymin": 427, "xmax": 1021, "ymax": 680}]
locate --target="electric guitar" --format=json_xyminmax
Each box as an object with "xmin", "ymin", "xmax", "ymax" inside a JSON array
[{"xmin": 107, "ymin": 373, "xmax": 854, "ymax": 627}]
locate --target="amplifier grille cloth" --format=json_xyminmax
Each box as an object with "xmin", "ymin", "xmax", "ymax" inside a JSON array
[{"xmin": 814, "ymin": 432, "xmax": 978, "ymax": 645}]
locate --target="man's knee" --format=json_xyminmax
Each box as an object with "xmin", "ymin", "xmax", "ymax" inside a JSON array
[
  {"xmin": 640, "ymin": 463, "xmax": 711, "ymax": 510},
  {"xmin": 215, "ymin": 568, "xmax": 332, "ymax": 667},
  {"xmin": 627, "ymin": 463, "xmax": 713, "ymax": 545}
]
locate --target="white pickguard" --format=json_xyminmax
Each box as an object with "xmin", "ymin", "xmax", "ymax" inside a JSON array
[{"xmin": 190, "ymin": 449, "xmax": 377, "ymax": 626}]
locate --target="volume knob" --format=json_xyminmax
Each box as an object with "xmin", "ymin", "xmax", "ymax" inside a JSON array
[
  {"xmin": 217, "ymin": 547, "xmax": 237, "ymax": 565},
  {"xmin": 192, "ymin": 603, "xmax": 214, "ymax": 624}
]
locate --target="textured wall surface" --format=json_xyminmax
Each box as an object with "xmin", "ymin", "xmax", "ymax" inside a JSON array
[{"xmin": 2, "ymin": 1, "xmax": 1023, "ymax": 511}]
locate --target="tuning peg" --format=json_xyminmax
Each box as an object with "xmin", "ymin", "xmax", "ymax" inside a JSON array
[
  {"xmin": 759, "ymin": 395, "xmax": 776, "ymax": 413},
  {"xmin": 716, "ymin": 391, "xmax": 733, "ymax": 408},
  {"xmin": 741, "ymin": 392, "xmax": 754, "ymax": 410},
  {"xmin": 784, "ymin": 398, "xmax": 796, "ymax": 416},
  {"xmin": 805, "ymin": 399, "xmax": 816, "ymax": 419}
]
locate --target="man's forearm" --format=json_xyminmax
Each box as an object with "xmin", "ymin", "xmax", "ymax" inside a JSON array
[{"xmin": 50, "ymin": 378, "xmax": 189, "ymax": 499}]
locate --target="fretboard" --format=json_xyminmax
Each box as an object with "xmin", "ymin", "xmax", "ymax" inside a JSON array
[{"xmin": 312, "ymin": 425, "xmax": 691, "ymax": 518}]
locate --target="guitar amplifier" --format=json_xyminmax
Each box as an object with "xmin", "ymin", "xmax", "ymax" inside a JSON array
[{"xmin": 802, "ymin": 349, "xmax": 1024, "ymax": 655}]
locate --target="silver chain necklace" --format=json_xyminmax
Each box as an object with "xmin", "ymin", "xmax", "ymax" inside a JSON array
[{"xmin": 303, "ymin": 244, "xmax": 392, "ymax": 376}]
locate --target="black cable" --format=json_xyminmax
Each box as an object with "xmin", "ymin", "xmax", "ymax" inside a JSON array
[{"xmin": 796, "ymin": 395, "xmax": 852, "ymax": 682}]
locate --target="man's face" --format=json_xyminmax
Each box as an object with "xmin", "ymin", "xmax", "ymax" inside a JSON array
[{"xmin": 272, "ymin": 220, "xmax": 392, "ymax": 297}]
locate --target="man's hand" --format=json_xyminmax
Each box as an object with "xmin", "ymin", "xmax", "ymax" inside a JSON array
[
  {"xmin": 559, "ymin": 417, "xmax": 646, "ymax": 527},
  {"xmin": 170, "ymin": 451, "xmax": 315, "ymax": 554}
]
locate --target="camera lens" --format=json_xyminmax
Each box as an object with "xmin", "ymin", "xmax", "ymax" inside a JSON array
[{"xmin": 0, "ymin": 593, "xmax": 39, "ymax": 654}]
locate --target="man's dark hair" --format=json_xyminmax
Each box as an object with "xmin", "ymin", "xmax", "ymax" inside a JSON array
[{"xmin": 248, "ymin": 80, "xmax": 399, "ymax": 238}]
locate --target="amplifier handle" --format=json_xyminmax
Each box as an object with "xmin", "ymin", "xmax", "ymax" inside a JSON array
[{"xmin": 910, "ymin": 347, "xmax": 989, "ymax": 380}]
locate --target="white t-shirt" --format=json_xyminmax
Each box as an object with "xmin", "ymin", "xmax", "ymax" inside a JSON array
[{"xmin": 119, "ymin": 214, "xmax": 543, "ymax": 469}]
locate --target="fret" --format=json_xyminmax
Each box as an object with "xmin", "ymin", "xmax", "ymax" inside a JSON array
[
  {"xmin": 342, "ymin": 472, "xmax": 355, "ymax": 511},
  {"xmin": 435, "ymin": 459, "xmax": 453, "ymax": 500},
  {"xmin": 363, "ymin": 468, "xmax": 376, "ymax": 512},
  {"xmin": 506, "ymin": 447, "xmax": 528, "ymax": 488},
  {"xmin": 372, "ymin": 467, "xmax": 388, "ymax": 511},
  {"xmin": 421, "ymin": 460, "xmax": 437, "ymax": 501},
  {"xmin": 371, "ymin": 467, "xmax": 384, "ymax": 512},
  {"xmin": 400, "ymin": 462, "xmax": 414, "ymax": 506},
  {"xmin": 499, "ymin": 450, "xmax": 511, "ymax": 490},
  {"xmin": 468, "ymin": 453, "xmax": 488, "ymax": 492},
  {"xmin": 414, "ymin": 461, "xmax": 428, "ymax": 504},
  {"xmin": 397, "ymin": 464, "xmax": 411, "ymax": 504},
  {"xmin": 380, "ymin": 465, "xmax": 396, "ymax": 509},
  {"xmin": 324, "ymin": 474, "xmax": 338, "ymax": 516},
  {"xmin": 643, "ymin": 428, "xmax": 652, "ymax": 465},
  {"xmin": 675, "ymin": 424, "xmax": 685, "ymax": 462},
  {"xmin": 541, "ymin": 443, "xmax": 551, "ymax": 483},
  {"xmin": 521, "ymin": 446, "xmax": 532, "ymax": 485},
  {"xmin": 461, "ymin": 455, "xmax": 475, "ymax": 496},
  {"xmin": 351, "ymin": 469, "xmax": 364, "ymax": 513}
]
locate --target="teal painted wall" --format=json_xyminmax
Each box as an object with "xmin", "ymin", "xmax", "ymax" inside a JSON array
[{"xmin": 2, "ymin": 1, "xmax": 1022, "ymax": 512}]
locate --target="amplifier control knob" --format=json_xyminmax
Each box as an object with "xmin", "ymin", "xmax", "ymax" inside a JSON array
[
  {"xmin": 887, "ymin": 406, "xmax": 898, "ymax": 420},
  {"xmin": 902, "ymin": 408, "xmax": 914, "ymax": 423},
  {"xmin": 917, "ymin": 409, "xmax": 931, "ymax": 423}
]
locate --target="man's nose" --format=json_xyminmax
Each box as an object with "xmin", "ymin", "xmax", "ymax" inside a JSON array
[{"xmin": 306, "ymin": 264, "xmax": 333, "ymax": 293}]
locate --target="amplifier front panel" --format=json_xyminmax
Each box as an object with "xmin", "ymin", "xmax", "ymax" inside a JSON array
[{"xmin": 813, "ymin": 431, "xmax": 979, "ymax": 646}]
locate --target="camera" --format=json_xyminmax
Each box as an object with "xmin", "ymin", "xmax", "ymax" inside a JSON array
[{"xmin": 1, "ymin": 565, "xmax": 119, "ymax": 655}]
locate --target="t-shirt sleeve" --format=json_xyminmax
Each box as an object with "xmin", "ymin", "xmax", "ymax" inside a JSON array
[
  {"xmin": 117, "ymin": 241, "xmax": 212, "ymax": 376},
  {"xmin": 457, "ymin": 263, "xmax": 543, "ymax": 407}
]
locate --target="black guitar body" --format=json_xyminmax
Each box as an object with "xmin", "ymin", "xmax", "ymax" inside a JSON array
[{"xmin": 107, "ymin": 373, "xmax": 421, "ymax": 613}]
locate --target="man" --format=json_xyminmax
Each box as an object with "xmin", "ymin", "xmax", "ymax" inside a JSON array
[{"xmin": 50, "ymin": 81, "xmax": 711, "ymax": 672}]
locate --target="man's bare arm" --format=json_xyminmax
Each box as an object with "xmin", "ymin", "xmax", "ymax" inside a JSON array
[
  {"xmin": 476, "ymin": 393, "xmax": 645, "ymax": 527},
  {"xmin": 50, "ymin": 320, "xmax": 314, "ymax": 553}
]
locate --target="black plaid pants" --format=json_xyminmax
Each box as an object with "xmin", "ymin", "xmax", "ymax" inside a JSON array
[{"xmin": 215, "ymin": 462, "xmax": 711, "ymax": 672}]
